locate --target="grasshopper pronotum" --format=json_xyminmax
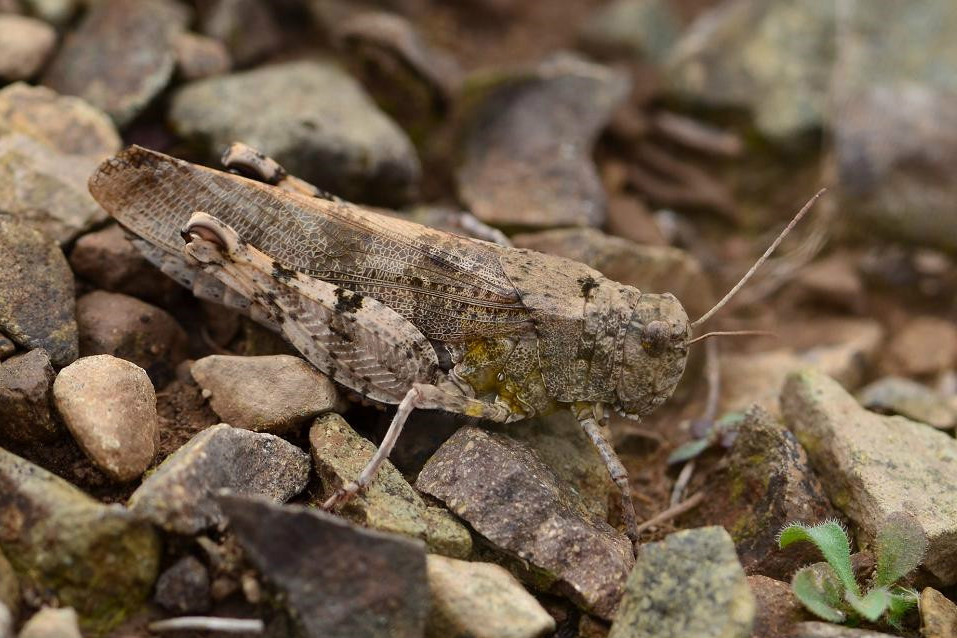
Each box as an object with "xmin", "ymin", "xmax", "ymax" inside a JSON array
[{"xmin": 89, "ymin": 143, "xmax": 821, "ymax": 548}]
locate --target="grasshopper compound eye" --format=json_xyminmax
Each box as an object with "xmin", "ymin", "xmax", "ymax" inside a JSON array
[{"xmin": 640, "ymin": 320, "xmax": 671, "ymax": 357}]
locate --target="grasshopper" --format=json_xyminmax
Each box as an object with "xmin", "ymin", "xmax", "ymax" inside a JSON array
[{"xmin": 88, "ymin": 143, "xmax": 821, "ymax": 547}]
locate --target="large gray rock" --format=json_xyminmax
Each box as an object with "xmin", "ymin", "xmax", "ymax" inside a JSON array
[
  {"xmin": 0, "ymin": 448, "xmax": 160, "ymax": 634},
  {"xmin": 310, "ymin": 413, "xmax": 472, "ymax": 558},
  {"xmin": 191, "ymin": 354, "xmax": 339, "ymax": 433},
  {"xmin": 426, "ymin": 554, "xmax": 555, "ymax": 638},
  {"xmin": 41, "ymin": 0, "xmax": 187, "ymax": 126},
  {"xmin": 129, "ymin": 423, "xmax": 310, "ymax": 535},
  {"xmin": 416, "ymin": 426, "xmax": 634, "ymax": 620},
  {"xmin": 53, "ymin": 355, "xmax": 158, "ymax": 482},
  {"xmin": 0, "ymin": 216, "xmax": 77, "ymax": 366},
  {"xmin": 0, "ymin": 15, "xmax": 55, "ymax": 81},
  {"xmin": 219, "ymin": 494, "xmax": 429, "ymax": 638},
  {"xmin": 457, "ymin": 54, "xmax": 629, "ymax": 228},
  {"xmin": 0, "ymin": 348, "xmax": 58, "ymax": 444},
  {"xmin": 170, "ymin": 60, "xmax": 421, "ymax": 205},
  {"xmin": 17, "ymin": 607, "xmax": 81, "ymax": 638},
  {"xmin": 781, "ymin": 369, "xmax": 957, "ymax": 584},
  {"xmin": 608, "ymin": 527, "xmax": 755, "ymax": 638}
]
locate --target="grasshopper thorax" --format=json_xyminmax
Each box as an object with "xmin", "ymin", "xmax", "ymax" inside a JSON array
[{"xmin": 615, "ymin": 292, "xmax": 691, "ymax": 419}]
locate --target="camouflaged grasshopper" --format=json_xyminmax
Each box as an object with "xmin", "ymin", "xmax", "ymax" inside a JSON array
[{"xmin": 89, "ymin": 143, "xmax": 821, "ymax": 547}]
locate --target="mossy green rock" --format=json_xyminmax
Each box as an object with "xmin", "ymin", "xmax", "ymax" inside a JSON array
[
  {"xmin": 0, "ymin": 448, "xmax": 160, "ymax": 635},
  {"xmin": 309, "ymin": 413, "xmax": 471, "ymax": 558},
  {"xmin": 608, "ymin": 526, "xmax": 755, "ymax": 638},
  {"xmin": 781, "ymin": 368, "xmax": 957, "ymax": 585}
]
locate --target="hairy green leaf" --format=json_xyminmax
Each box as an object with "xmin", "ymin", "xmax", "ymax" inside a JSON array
[
  {"xmin": 791, "ymin": 563, "xmax": 846, "ymax": 623},
  {"xmin": 885, "ymin": 587, "xmax": 919, "ymax": 629},
  {"xmin": 874, "ymin": 512, "xmax": 928, "ymax": 588},
  {"xmin": 779, "ymin": 521, "xmax": 859, "ymax": 596},
  {"xmin": 845, "ymin": 587, "xmax": 890, "ymax": 622}
]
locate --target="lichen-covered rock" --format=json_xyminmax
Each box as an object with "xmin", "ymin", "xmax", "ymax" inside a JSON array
[
  {"xmin": 0, "ymin": 216, "xmax": 77, "ymax": 366},
  {"xmin": 18, "ymin": 607, "xmax": 81, "ymax": 638},
  {"xmin": 53, "ymin": 355, "xmax": 158, "ymax": 482},
  {"xmin": 310, "ymin": 413, "xmax": 471, "ymax": 558},
  {"xmin": 416, "ymin": 426, "xmax": 634, "ymax": 620},
  {"xmin": 75, "ymin": 290, "xmax": 188, "ymax": 387},
  {"xmin": 857, "ymin": 376, "xmax": 957, "ymax": 429},
  {"xmin": 170, "ymin": 60, "xmax": 421, "ymax": 206},
  {"xmin": 0, "ymin": 15, "xmax": 55, "ymax": 81},
  {"xmin": 458, "ymin": 54, "xmax": 628, "ymax": 229},
  {"xmin": 0, "ymin": 550, "xmax": 18, "ymax": 624},
  {"xmin": 0, "ymin": 448, "xmax": 160, "ymax": 634},
  {"xmin": 173, "ymin": 31, "xmax": 231, "ymax": 81},
  {"xmin": 219, "ymin": 493, "xmax": 429, "ymax": 638},
  {"xmin": 608, "ymin": 527, "xmax": 755, "ymax": 638},
  {"xmin": 426, "ymin": 554, "xmax": 555, "ymax": 638},
  {"xmin": 579, "ymin": 0, "xmax": 681, "ymax": 63},
  {"xmin": 191, "ymin": 355, "xmax": 339, "ymax": 433},
  {"xmin": 42, "ymin": 0, "xmax": 188, "ymax": 126},
  {"xmin": 129, "ymin": 423, "xmax": 310, "ymax": 535},
  {"xmin": 0, "ymin": 348, "xmax": 58, "ymax": 444},
  {"xmin": 682, "ymin": 406, "xmax": 839, "ymax": 579},
  {"xmin": 781, "ymin": 369, "xmax": 957, "ymax": 584},
  {"xmin": 920, "ymin": 588, "xmax": 957, "ymax": 638},
  {"xmin": 153, "ymin": 556, "xmax": 211, "ymax": 615}
]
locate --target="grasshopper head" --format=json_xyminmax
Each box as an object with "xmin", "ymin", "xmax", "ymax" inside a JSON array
[{"xmin": 615, "ymin": 292, "xmax": 691, "ymax": 418}]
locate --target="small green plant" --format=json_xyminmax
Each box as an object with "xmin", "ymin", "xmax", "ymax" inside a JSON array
[{"xmin": 778, "ymin": 513, "xmax": 927, "ymax": 630}]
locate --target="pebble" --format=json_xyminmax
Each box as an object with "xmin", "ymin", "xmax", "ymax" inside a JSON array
[
  {"xmin": 0, "ymin": 603, "xmax": 8, "ymax": 638},
  {"xmin": 310, "ymin": 413, "xmax": 472, "ymax": 558},
  {"xmin": 173, "ymin": 31, "xmax": 231, "ymax": 81},
  {"xmin": 170, "ymin": 60, "xmax": 421, "ymax": 206},
  {"xmin": 0, "ymin": 550, "xmax": 17, "ymax": 623},
  {"xmin": 920, "ymin": 587, "xmax": 957, "ymax": 638},
  {"xmin": 579, "ymin": 0, "xmax": 680, "ymax": 63},
  {"xmin": 790, "ymin": 623, "xmax": 897, "ymax": 638},
  {"xmin": 52, "ymin": 355, "xmax": 158, "ymax": 482},
  {"xmin": 0, "ymin": 15, "xmax": 55, "ymax": 81},
  {"xmin": 129, "ymin": 423, "xmax": 310, "ymax": 535},
  {"xmin": 42, "ymin": 0, "xmax": 187, "ymax": 126},
  {"xmin": 426, "ymin": 554, "xmax": 555, "ymax": 638},
  {"xmin": 75, "ymin": 290, "xmax": 188, "ymax": 387},
  {"xmin": 154, "ymin": 556, "xmax": 211, "ymax": 615},
  {"xmin": 0, "ymin": 348, "xmax": 58, "ymax": 445},
  {"xmin": 416, "ymin": 426, "xmax": 634, "ymax": 620},
  {"xmin": 608, "ymin": 526, "xmax": 755, "ymax": 638},
  {"xmin": 199, "ymin": 0, "xmax": 280, "ymax": 67},
  {"xmin": 748, "ymin": 575, "xmax": 807, "ymax": 638},
  {"xmin": 458, "ymin": 54, "xmax": 629, "ymax": 228},
  {"xmin": 219, "ymin": 493, "xmax": 429, "ymax": 638},
  {"xmin": 781, "ymin": 369, "xmax": 957, "ymax": 585},
  {"xmin": 17, "ymin": 607, "xmax": 81, "ymax": 638},
  {"xmin": 191, "ymin": 354, "xmax": 339, "ymax": 433},
  {"xmin": 0, "ymin": 448, "xmax": 159, "ymax": 633},
  {"xmin": 21, "ymin": 0, "xmax": 76, "ymax": 26},
  {"xmin": 0, "ymin": 216, "xmax": 77, "ymax": 366},
  {"xmin": 882, "ymin": 316, "xmax": 957, "ymax": 378},
  {"xmin": 857, "ymin": 376, "xmax": 957, "ymax": 429}
]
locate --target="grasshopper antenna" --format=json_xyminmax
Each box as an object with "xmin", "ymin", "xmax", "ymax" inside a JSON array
[
  {"xmin": 691, "ymin": 188, "xmax": 826, "ymax": 329},
  {"xmin": 686, "ymin": 329, "xmax": 776, "ymax": 345}
]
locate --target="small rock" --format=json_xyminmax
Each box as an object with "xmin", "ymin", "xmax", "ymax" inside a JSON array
[
  {"xmin": 857, "ymin": 376, "xmax": 957, "ymax": 429},
  {"xmin": 790, "ymin": 622, "xmax": 897, "ymax": 638},
  {"xmin": 199, "ymin": 0, "xmax": 280, "ymax": 67},
  {"xmin": 129, "ymin": 423, "xmax": 310, "ymax": 535},
  {"xmin": 21, "ymin": 0, "xmax": 76, "ymax": 26},
  {"xmin": 0, "ymin": 15, "xmax": 55, "ymax": 81},
  {"xmin": 0, "ymin": 550, "xmax": 18, "ymax": 623},
  {"xmin": 173, "ymin": 31, "xmax": 231, "ymax": 81},
  {"xmin": 794, "ymin": 254, "xmax": 864, "ymax": 312},
  {"xmin": 781, "ymin": 369, "xmax": 957, "ymax": 584},
  {"xmin": 17, "ymin": 607, "xmax": 81, "ymax": 638},
  {"xmin": 604, "ymin": 194, "xmax": 666, "ymax": 247},
  {"xmin": 191, "ymin": 355, "xmax": 339, "ymax": 433},
  {"xmin": 882, "ymin": 316, "xmax": 957, "ymax": 377},
  {"xmin": 458, "ymin": 54, "xmax": 629, "ymax": 228},
  {"xmin": 154, "ymin": 556, "xmax": 211, "ymax": 614},
  {"xmin": 75, "ymin": 290, "xmax": 188, "ymax": 387},
  {"xmin": 608, "ymin": 526, "xmax": 755, "ymax": 638},
  {"xmin": 0, "ymin": 216, "xmax": 77, "ymax": 366},
  {"xmin": 416, "ymin": 427, "xmax": 634, "ymax": 620},
  {"xmin": 219, "ymin": 493, "xmax": 429, "ymax": 638},
  {"xmin": 426, "ymin": 554, "xmax": 555, "ymax": 638},
  {"xmin": 683, "ymin": 406, "xmax": 839, "ymax": 580},
  {"xmin": 748, "ymin": 575, "xmax": 806, "ymax": 638},
  {"xmin": 920, "ymin": 587, "xmax": 957, "ymax": 638},
  {"xmin": 0, "ymin": 448, "xmax": 160, "ymax": 633},
  {"xmin": 53, "ymin": 355, "xmax": 158, "ymax": 482},
  {"xmin": 0, "ymin": 349, "xmax": 58, "ymax": 444},
  {"xmin": 579, "ymin": 0, "xmax": 681, "ymax": 63},
  {"xmin": 42, "ymin": 0, "xmax": 188, "ymax": 126},
  {"xmin": 0, "ymin": 603, "xmax": 8, "ymax": 638},
  {"xmin": 68, "ymin": 224, "xmax": 182, "ymax": 306},
  {"xmin": 170, "ymin": 60, "xmax": 421, "ymax": 206},
  {"xmin": 310, "ymin": 413, "xmax": 471, "ymax": 558},
  {"xmin": 0, "ymin": 335, "xmax": 13, "ymax": 360}
]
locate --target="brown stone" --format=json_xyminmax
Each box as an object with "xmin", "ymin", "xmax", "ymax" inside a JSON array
[
  {"xmin": 173, "ymin": 31, "xmax": 230, "ymax": 81},
  {"xmin": 0, "ymin": 349, "xmax": 58, "ymax": 444},
  {"xmin": 883, "ymin": 316, "xmax": 957, "ymax": 377},
  {"xmin": 0, "ymin": 15, "xmax": 55, "ymax": 81},
  {"xmin": 748, "ymin": 575, "xmax": 806, "ymax": 638},
  {"xmin": 920, "ymin": 587, "xmax": 957, "ymax": 638}
]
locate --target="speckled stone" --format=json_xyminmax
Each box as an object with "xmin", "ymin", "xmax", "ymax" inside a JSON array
[
  {"xmin": 920, "ymin": 588, "xmax": 957, "ymax": 638},
  {"xmin": 310, "ymin": 413, "xmax": 471, "ymax": 557},
  {"xmin": 608, "ymin": 527, "xmax": 755, "ymax": 638},
  {"xmin": 0, "ymin": 348, "xmax": 58, "ymax": 445},
  {"xmin": 748, "ymin": 575, "xmax": 807, "ymax": 638},
  {"xmin": 781, "ymin": 369, "xmax": 957, "ymax": 585}
]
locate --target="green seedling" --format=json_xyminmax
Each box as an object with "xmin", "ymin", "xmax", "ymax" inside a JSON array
[
  {"xmin": 778, "ymin": 513, "xmax": 927, "ymax": 630},
  {"xmin": 667, "ymin": 411, "xmax": 747, "ymax": 465}
]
